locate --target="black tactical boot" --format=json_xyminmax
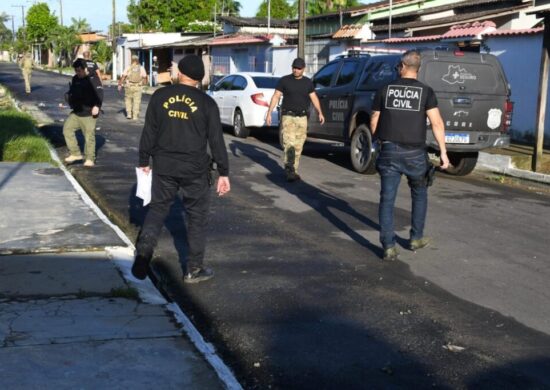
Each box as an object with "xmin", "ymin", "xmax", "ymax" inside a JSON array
[
  {"xmin": 285, "ymin": 147, "xmax": 300, "ymax": 182},
  {"xmin": 132, "ymin": 235, "xmax": 155, "ymax": 280}
]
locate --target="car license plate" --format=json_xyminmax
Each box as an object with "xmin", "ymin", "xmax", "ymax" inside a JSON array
[{"xmin": 445, "ymin": 133, "xmax": 470, "ymax": 144}]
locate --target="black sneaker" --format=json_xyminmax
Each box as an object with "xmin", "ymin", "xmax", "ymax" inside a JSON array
[
  {"xmin": 184, "ymin": 267, "xmax": 214, "ymax": 284},
  {"xmin": 132, "ymin": 253, "xmax": 152, "ymax": 280},
  {"xmin": 286, "ymin": 171, "xmax": 301, "ymax": 182}
]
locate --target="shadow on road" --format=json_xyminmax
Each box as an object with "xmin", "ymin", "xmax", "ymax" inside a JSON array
[{"xmin": 229, "ymin": 140, "xmax": 383, "ymax": 257}]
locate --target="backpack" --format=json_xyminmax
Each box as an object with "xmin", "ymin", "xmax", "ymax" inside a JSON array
[{"xmin": 128, "ymin": 64, "xmax": 142, "ymax": 83}]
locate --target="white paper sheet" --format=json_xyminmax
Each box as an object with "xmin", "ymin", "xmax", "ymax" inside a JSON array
[{"xmin": 135, "ymin": 168, "xmax": 152, "ymax": 206}]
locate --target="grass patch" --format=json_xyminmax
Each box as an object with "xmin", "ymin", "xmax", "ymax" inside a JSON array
[
  {"xmin": 110, "ymin": 287, "xmax": 140, "ymax": 300},
  {"xmin": 0, "ymin": 108, "xmax": 53, "ymax": 163}
]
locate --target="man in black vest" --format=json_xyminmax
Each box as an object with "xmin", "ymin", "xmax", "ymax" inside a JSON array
[{"xmin": 370, "ymin": 50, "xmax": 449, "ymax": 261}]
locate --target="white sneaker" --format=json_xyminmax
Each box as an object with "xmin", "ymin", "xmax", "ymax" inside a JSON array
[
  {"xmin": 65, "ymin": 155, "xmax": 83, "ymax": 163},
  {"xmin": 83, "ymin": 160, "xmax": 95, "ymax": 167}
]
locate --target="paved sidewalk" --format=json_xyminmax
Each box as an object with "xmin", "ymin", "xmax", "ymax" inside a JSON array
[{"xmin": 0, "ymin": 162, "xmax": 236, "ymax": 389}]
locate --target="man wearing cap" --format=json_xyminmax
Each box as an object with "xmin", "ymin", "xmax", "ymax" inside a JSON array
[
  {"xmin": 132, "ymin": 54, "xmax": 230, "ymax": 284},
  {"xmin": 63, "ymin": 59, "xmax": 103, "ymax": 167},
  {"xmin": 266, "ymin": 57, "xmax": 324, "ymax": 182},
  {"xmin": 118, "ymin": 55, "xmax": 147, "ymax": 119},
  {"xmin": 82, "ymin": 50, "xmax": 104, "ymax": 103}
]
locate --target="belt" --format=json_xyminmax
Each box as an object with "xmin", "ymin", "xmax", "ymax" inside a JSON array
[{"xmin": 282, "ymin": 110, "xmax": 307, "ymax": 117}]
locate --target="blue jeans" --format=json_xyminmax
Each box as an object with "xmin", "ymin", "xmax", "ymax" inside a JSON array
[{"xmin": 376, "ymin": 142, "xmax": 428, "ymax": 249}]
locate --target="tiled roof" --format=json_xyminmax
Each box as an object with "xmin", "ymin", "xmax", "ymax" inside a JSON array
[
  {"xmin": 382, "ymin": 35, "xmax": 442, "ymax": 43},
  {"xmin": 79, "ymin": 33, "xmax": 107, "ymax": 43},
  {"xmin": 219, "ymin": 16, "xmax": 293, "ymax": 28},
  {"xmin": 483, "ymin": 27, "xmax": 545, "ymax": 37},
  {"xmin": 441, "ymin": 21, "xmax": 497, "ymax": 39},
  {"xmin": 210, "ymin": 34, "xmax": 270, "ymax": 46},
  {"xmin": 332, "ymin": 25, "xmax": 363, "ymax": 39}
]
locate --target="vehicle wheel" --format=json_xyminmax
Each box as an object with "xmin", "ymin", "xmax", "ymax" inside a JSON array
[
  {"xmin": 350, "ymin": 124, "xmax": 377, "ymax": 174},
  {"xmin": 233, "ymin": 109, "xmax": 250, "ymax": 138},
  {"xmin": 445, "ymin": 152, "xmax": 478, "ymax": 176}
]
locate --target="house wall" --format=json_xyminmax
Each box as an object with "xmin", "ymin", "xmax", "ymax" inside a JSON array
[
  {"xmin": 272, "ymin": 46, "xmax": 297, "ymax": 75},
  {"xmin": 210, "ymin": 44, "xmax": 270, "ymax": 76},
  {"xmin": 483, "ymin": 35, "xmax": 550, "ymax": 144}
]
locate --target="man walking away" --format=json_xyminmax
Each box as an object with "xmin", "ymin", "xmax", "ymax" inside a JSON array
[
  {"xmin": 19, "ymin": 52, "xmax": 33, "ymax": 94},
  {"xmin": 118, "ymin": 55, "xmax": 147, "ymax": 120},
  {"xmin": 370, "ymin": 50, "xmax": 449, "ymax": 261},
  {"xmin": 63, "ymin": 59, "xmax": 103, "ymax": 167},
  {"xmin": 82, "ymin": 50, "xmax": 104, "ymax": 102},
  {"xmin": 266, "ymin": 57, "xmax": 325, "ymax": 182},
  {"xmin": 152, "ymin": 56, "xmax": 159, "ymax": 86},
  {"xmin": 132, "ymin": 55, "xmax": 231, "ymax": 284}
]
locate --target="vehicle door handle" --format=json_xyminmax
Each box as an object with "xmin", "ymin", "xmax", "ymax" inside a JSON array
[
  {"xmin": 320, "ymin": 94, "xmax": 327, "ymax": 98},
  {"xmin": 453, "ymin": 97, "xmax": 471, "ymax": 105}
]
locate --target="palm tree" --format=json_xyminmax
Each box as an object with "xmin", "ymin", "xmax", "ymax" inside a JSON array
[{"xmin": 70, "ymin": 17, "xmax": 91, "ymax": 33}]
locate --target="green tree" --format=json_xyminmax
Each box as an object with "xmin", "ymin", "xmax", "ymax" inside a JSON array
[
  {"xmin": 70, "ymin": 17, "xmax": 91, "ymax": 33},
  {"xmin": 108, "ymin": 21, "xmax": 137, "ymax": 35},
  {"xmin": 93, "ymin": 39, "xmax": 112, "ymax": 66},
  {"xmin": 217, "ymin": 0, "xmax": 241, "ymax": 16},
  {"xmin": 256, "ymin": 0, "xmax": 294, "ymax": 19},
  {"xmin": 127, "ymin": 0, "xmax": 216, "ymax": 32},
  {"xmin": 0, "ymin": 13, "xmax": 14, "ymax": 50},
  {"xmin": 26, "ymin": 2, "xmax": 58, "ymax": 43},
  {"xmin": 292, "ymin": 0, "xmax": 359, "ymax": 16},
  {"xmin": 46, "ymin": 25, "xmax": 80, "ymax": 67}
]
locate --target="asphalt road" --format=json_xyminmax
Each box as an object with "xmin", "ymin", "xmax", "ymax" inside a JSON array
[{"xmin": 2, "ymin": 63, "xmax": 550, "ymax": 389}]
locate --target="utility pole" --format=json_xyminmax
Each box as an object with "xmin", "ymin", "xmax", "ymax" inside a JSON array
[
  {"xmin": 59, "ymin": 0, "xmax": 63, "ymax": 26},
  {"xmin": 388, "ymin": 0, "xmax": 393, "ymax": 39},
  {"xmin": 12, "ymin": 5, "xmax": 25, "ymax": 28},
  {"xmin": 10, "ymin": 15, "xmax": 15, "ymax": 42},
  {"xmin": 267, "ymin": 0, "xmax": 271, "ymax": 35},
  {"xmin": 298, "ymin": 0, "xmax": 305, "ymax": 58},
  {"xmin": 112, "ymin": 0, "xmax": 116, "ymax": 49}
]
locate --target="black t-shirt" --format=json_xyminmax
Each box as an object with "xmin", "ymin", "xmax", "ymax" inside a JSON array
[
  {"xmin": 68, "ymin": 75, "xmax": 103, "ymax": 116},
  {"xmin": 139, "ymin": 84, "xmax": 229, "ymax": 178},
  {"xmin": 372, "ymin": 78, "xmax": 438, "ymax": 145},
  {"xmin": 275, "ymin": 74, "xmax": 314, "ymax": 112}
]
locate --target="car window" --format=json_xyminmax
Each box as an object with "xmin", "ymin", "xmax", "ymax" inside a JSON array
[
  {"xmin": 232, "ymin": 76, "xmax": 247, "ymax": 90},
  {"xmin": 422, "ymin": 60, "xmax": 507, "ymax": 95},
  {"xmin": 252, "ymin": 77, "xmax": 280, "ymax": 89},
  {"xmin": 335, "ymin": 61, "xmax": 359, "ymax": 87},
  {"xmin": 357, "ymin": 61, "xmax": 397, "ymax": 91},
  {"xmin": 217, "ymin": 75, "xmax": 235, "ymax": 91},
  {"xmin": 313, "ymin": 62, "xmax": 340, "ymax": 88}
]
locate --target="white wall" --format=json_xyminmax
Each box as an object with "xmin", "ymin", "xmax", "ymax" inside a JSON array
[
  {"xmin": 484, "ymin": 35, "xmax": 550, "ymax": 143},
  {"xmin": 272, "ymin": 47, "xmax": 297, "ymax": 76}
]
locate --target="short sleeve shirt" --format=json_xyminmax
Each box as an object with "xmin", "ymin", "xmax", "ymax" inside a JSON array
[
  {"xmin": 373, "ymin": 78, "xmax": 438, "ymax": 145},
  {"xmin": 276, "ymin": 74, "xmax": 315, "ymax": 113}
]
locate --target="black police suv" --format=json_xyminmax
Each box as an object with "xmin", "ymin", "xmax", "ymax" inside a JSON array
[{"xmin": 307, "ymin": 49, "xmax": 513, "ymax": 176}]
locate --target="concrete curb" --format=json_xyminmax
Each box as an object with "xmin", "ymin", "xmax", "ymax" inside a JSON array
[
  {"xmin": 477, "ymin": 152, "xmax": 550, "ymax": 184},
  {"xmin": 8, "ymin": 95, "xmax": 243, "ymax": 390}
]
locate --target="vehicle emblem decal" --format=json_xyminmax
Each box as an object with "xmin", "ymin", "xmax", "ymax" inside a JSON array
[
  {"xmin": 453, "ymin": 110, "xmax": 469, "ymax": 117},
  {"xmin": 442, "ymin": 65, "xmax": 477, "ymax": 85},
  {"xmin": 487, "ymin": 108, "xmax": 502, "ymax": 130}
]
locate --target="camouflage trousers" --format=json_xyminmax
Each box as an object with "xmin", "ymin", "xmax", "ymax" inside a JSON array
[
  {"xmin": 124, "ymin": 83, "xmax": 143, "ymax": 119},
  {"xmin": 22, "ymin": 70, "xmax": 32, "ymax": 93},
  {"xmin": 280, "ymin": 115, "xmax": 308, "ymax": 172},
  {"xmin": 63, "ymin": 113, "xmax": 97, "ymax": 161}
]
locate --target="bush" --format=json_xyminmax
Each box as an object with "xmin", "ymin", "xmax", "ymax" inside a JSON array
[{"xmin": 0, "ymin": 108, "xmax": 53, "ymax": 163}]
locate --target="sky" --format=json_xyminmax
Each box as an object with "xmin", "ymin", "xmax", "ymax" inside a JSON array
[{"xmin": 1, "ymin": 0, "xmax": 264, "ymax": 34}]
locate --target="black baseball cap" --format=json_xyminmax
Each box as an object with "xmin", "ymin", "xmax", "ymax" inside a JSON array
[{"xmin": 292, "ymin": 57, "xmax": 306, "ymax": 69}]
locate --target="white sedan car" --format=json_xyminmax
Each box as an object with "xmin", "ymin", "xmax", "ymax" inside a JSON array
[{"xmin": 208, "ymin": 72, "xmax": 280, "ymax": 138}]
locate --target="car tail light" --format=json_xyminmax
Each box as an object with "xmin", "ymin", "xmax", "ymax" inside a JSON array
[
  {"xmin": 502, "ymin": 100, "xmax": 514, "ymax": 133},
  {"xmin": 454, "ymin": 50, "xmax": 465, "ymax": 57},
  {"xmin": 251, "ymin": 93, "xmax": 269, "ymax": 107}
]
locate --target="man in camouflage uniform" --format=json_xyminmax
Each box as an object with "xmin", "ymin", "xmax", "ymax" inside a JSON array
[
  {"xmin": 266, "ymin": 58, "xmax": 324, "ymax": 182},
  {"xmin": 118, "ymin": 55, "xmax": 147, "ymax": 120},
  {"xmin": 19, "ymin": 52, "xmax": 34, "ymax": 94}
]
